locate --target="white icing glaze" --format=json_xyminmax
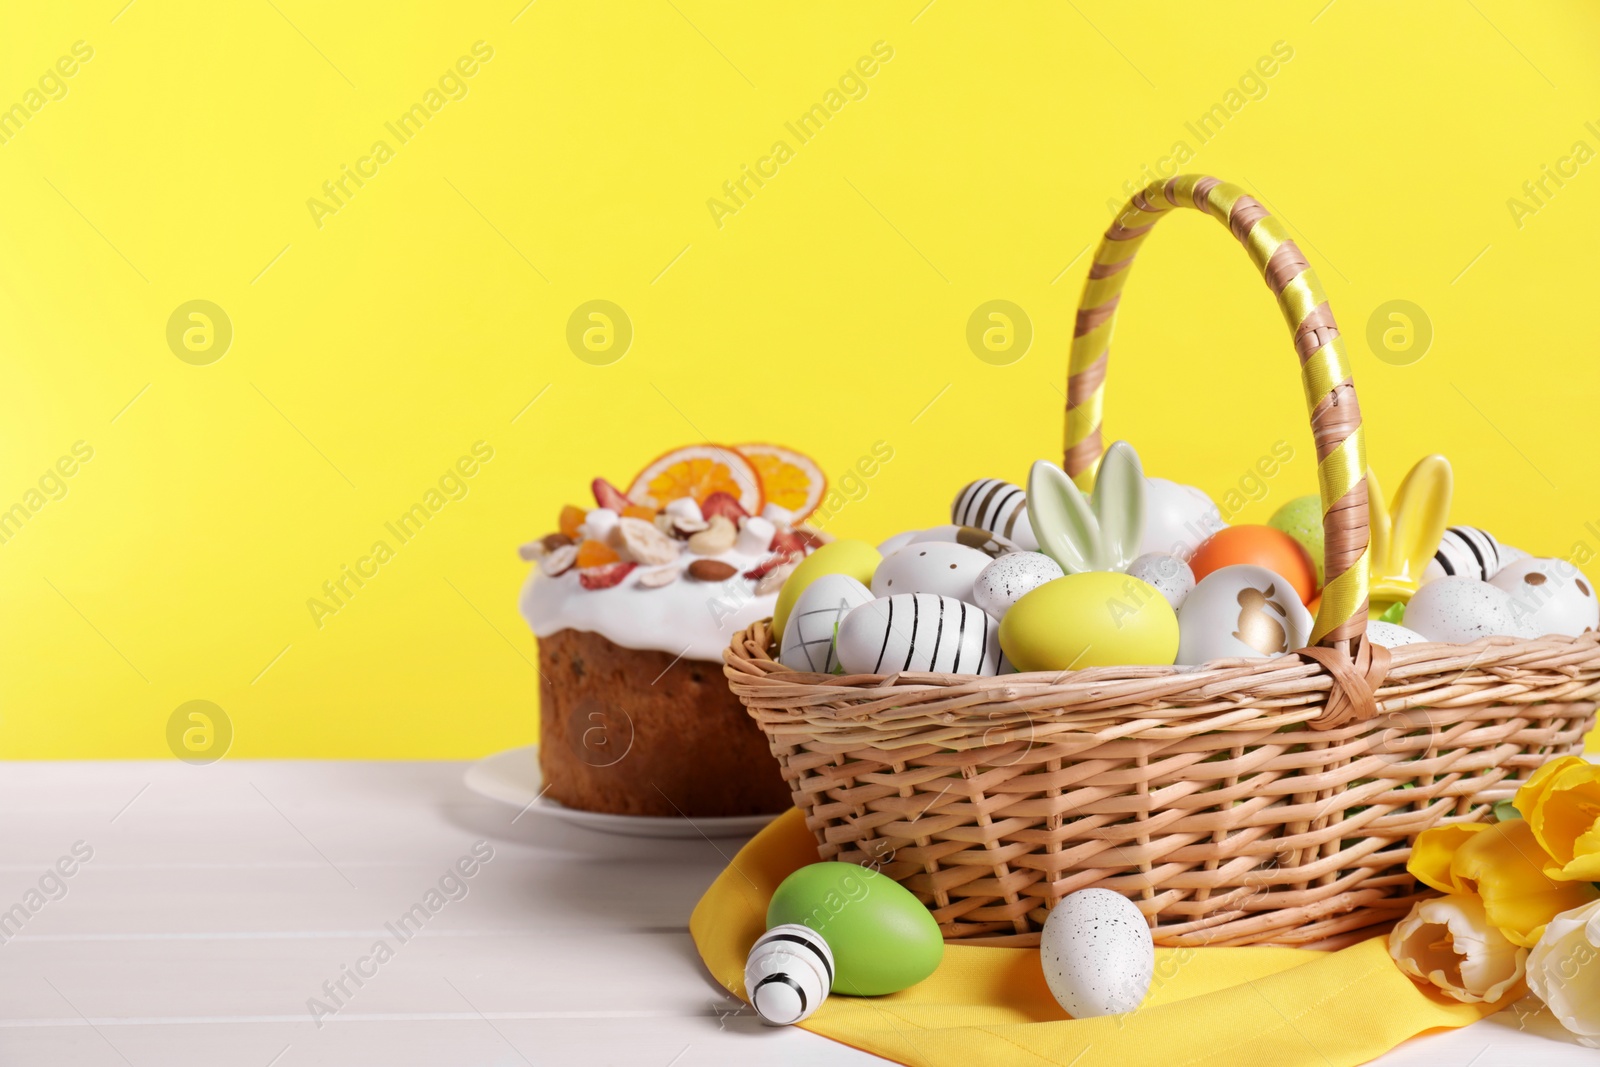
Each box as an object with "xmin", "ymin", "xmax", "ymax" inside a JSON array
[{"xmin": 520, "ymin": 545, "xmax": 779, "ymax": 662}]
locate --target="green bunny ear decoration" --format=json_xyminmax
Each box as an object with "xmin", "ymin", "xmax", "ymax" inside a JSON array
[{"xmin": 1027, "ymin": 441, "xmax": 1147, "ymax": 574}]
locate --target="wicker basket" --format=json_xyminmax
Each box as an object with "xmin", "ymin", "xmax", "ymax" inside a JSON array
[{"xmin": 725, "ymin": 174, "xmax": 1600, "ymax": 949}]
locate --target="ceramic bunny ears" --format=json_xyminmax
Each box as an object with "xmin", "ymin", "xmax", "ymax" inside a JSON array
[
  {"xmin": 1368, "ymin": 454, "xmax": 1452, "ymax": 606},
  {"xmin": 1027, "ymin": 442, "xmax": 1145, "ymax": 574}
]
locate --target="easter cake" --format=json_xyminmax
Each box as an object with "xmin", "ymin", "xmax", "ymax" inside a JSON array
[{"xmin": 519, "ymin": 443, "xmax": 826, "ymax": 818}]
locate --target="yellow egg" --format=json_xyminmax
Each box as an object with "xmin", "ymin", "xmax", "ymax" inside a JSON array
[
  {"xmin": 772, "ymin": 540, "xmax": 882, "ymax": 641},
  {"xmin": 999, "ymin": 573, "xmax": 1179, "ymax": 671}
]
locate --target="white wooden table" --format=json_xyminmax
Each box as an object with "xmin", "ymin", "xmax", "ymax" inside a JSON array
[{"xmin": 0, "ymin": 761, "xmax": 1588, "ymax": 1066}]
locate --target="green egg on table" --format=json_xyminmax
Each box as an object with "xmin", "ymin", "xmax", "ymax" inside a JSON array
[
  {"xmin": 1268, "ymin": 495, "xmax": 1325, "ymax": 584},
  {"xmin": 766, "ymin": 861, "xmax": 943, "ymax": 996},
  {"xmin": 999, "ymin": 572, "xmax": 1179, "ymax": 671},
  {"xmin": 772, "ymin": 540, "xmax": 882, "ymax": 641}
]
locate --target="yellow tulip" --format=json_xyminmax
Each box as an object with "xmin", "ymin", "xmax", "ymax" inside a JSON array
[
  {"xmin": 1450, "ymin": 820, "xmax": 1599, "ymax": 947},
  {"xmin": 1514, "ymin": 755, "xmax": 1600, "ymax": 882},
  {"xmin": 1407, "ymin": 822, "xmax": 1490, "ymax": 894}
]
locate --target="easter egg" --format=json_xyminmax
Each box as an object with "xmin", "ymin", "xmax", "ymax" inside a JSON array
[
  {"xmin": 1490, "ymin": 558, "xmax": 1599, "ymax": 637},
  {"xmin": 1404, "ymin": 576, "xmax": 1536, "ymax": 644},
  {"xmin": 1039, "ymin": 888, "xmax": 1154, "ymax": 1018},
  {"xmin": 910, "ymin": 524, "xmax": 1020, "ymax": 559},
  {"xmin": 1176, "ymin": 564, "xmax": 1314, "ymax": 665},
  {"xmin": 876, "ymin": 529, "xmax": 921, "ymax": 556},
  {"xmin": 872, "ymin": 541, "xmax": 993, "ymax": 603},
  {"xmin": 1139, "ymin": 477, "xmax": 1224, "ymax": 560},
  {"xmin": 745, "ymin": 924, "xmax": 835, "ymax": 1025},
  {"xmin": 767, "ymin": 862, "xmax": 944, "ymax": 996},
  {"xmin": 1421, "ymin": 526, "xmax": 1513, "ymax": 584},
  {"xmin": 1365, "ymin": 620, "xmax": 1429, "ymax": 647},
  {"xmin": 1268, "ymin": 495, "xmax": 1325, "ymax": 584},
  {"xmin": 1189, "ymin": 525, "xmax": 1317, "ymax": 605},
  {"xmin": 836, "ymin": 594, "xmax": 1002, "ymax": 675},
  {"xmin": 1125, "ymin": 553, "xmax": 1195, "ymax": 611},
  {"xmin": 1000, "ymin": 573, "xmax": 1179, "ymax": 672},
  {"xmin": 773, "ymin": 540, "xmax": 882, "ymax": 641},
  {"xmin": 972, "ymin": 552, "xmax": 1063, "ymax": 618},
  {"xmin": 779, "ymin": 574, "xmax": 874, "ymax": 674},
  {"xmin": 951, "ymin": 478, "xmax": 1038, "ymax": 550}
]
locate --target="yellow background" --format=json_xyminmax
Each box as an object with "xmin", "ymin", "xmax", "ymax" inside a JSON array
[{"xmin": 3, "ymin": 1, "xmax": 1598, "ymax": 758}]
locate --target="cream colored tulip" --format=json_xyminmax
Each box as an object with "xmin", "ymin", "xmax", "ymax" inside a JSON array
[
  {"xmin": 1389, "ymin": 895, "xmax": 1526, "ymax": 1003},
  {"xmin": 1527, "ymin": 898, "xmax": 1600, "ymax": 1048}
]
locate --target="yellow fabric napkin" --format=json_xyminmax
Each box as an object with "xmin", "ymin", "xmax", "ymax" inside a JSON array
[{"xmin": 690, "ymin": 808, "xmax": 1510, "ymax": 1067}]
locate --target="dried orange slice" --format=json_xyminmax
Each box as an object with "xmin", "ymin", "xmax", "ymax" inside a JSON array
[
  {"xmin": 736, "ymin": 443, "xmax": 825, "ymax": 521},
  {"xmin": 627, "ymin": 445, "xmax": 763, "ymax": 514}
]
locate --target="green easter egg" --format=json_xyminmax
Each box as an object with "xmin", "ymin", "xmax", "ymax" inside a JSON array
[
  {"xmin": 766, "ymin": 861, "xmax": 943, "ymax": 996},
  {"xmin": 772, "ymin": 540, "xmax": 882, "ymax": 641},
  {"xmin": 1268, "ymin": 496, "xmax": 1325, "ymax": 584},
  {"xmin": 1000, "ymin": 573, "xmax": 1179, "ymax": 671}
]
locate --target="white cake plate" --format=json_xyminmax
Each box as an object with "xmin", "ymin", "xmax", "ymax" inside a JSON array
[{"xmin": 463, "ymin": 744, "xmax": 781, "ymax": 839}]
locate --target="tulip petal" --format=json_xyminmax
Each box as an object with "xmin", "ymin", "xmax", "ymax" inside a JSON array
[
  {"xmin": 1526, "ymin": 898, "xmax": 1600, "ymax": 1047},
  {"xmin": 1390, "ymin": 895, "xmax": 1526, "ymax": 1003},
  {"xmin": 1408, "ymin": 822, "xmax": 1489, "ymax": 894},
  {"xmin": 1452, "ymin": 820, "xmax": 1600, "ymax": 947}
]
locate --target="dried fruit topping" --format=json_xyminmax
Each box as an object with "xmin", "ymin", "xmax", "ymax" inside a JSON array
[
  {"xmin": 519, "ymin": 532, "xmax": 574, "ymax": 561},
  {"xmin": 734, "ymin": 443, "xmax": 826, "ymax": 522},
  {"xmin": 743, "ymin": 554, "xmax": 790, "ymax": 581},
  {"xmin": 635, "ymin": 566, "xmax": 679, "ymax": 588},
  {"xmin": 769, "ymin": 527, "xmax": 823, "ymax": 559},
  {"xmin": 688, "ymin": 515, "xmax": 738, "ymax": 555},
  {"xmin": 754, "ymin": 560, "xmax": 798, "ymax": 596},
  {"xmin": 609, "ymin": 517, "xmax": 681, "ymax": 566},
  {"xmin": 621, "ymin": 503, "xmax": 657, "ymax": 522},
  {"xmin": 699, "ymin": 491, "xmax": 749, "ymax": 523},
  {"xmin": 686, "ymin": 559, "xmax": 738, "ymax": 582},
  {"xmin": 578, "ymin": 561, "xmax": 637, "ymax": 590},
  {"xmin": 575, "ymin": 539, "xmax": 621, "ymax": 569},
  {"xmin": 592, "ymin": 477, "xmax": 631, "ymax": 512},
  {"xmin": 627, "ymin": 446, "xmax": 763, "ymax": 514},
  {"xmin": 540, "ymin": 544, "xmax": 578, "ymax": 576},
  {"xmin": 559, "ymin": 505, "xmax": 586, "ymax": 540}
]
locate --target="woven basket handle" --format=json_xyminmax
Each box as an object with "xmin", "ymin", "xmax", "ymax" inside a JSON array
[{"xmin": 1065, "ymin": 175, "xmax": 1370, "ymax": 653}]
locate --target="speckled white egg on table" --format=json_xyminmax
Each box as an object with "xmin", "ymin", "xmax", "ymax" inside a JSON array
[
  {"xmin": 1175, "ymin": 564, "xmax": 1313, "ymax": 665},
  {"xmin": 971, "ymin": 552, "xmax": 1063, "ymax": 618},
  {"xmin": 909, "ymin": 524, "xmax": 1021, "ymax": 560},
  {"xmin": 1365, "ymin": 621, "xmax": 1430, "ymax": 647},
  {"xmin": 835, "ymin": 593, "xmax": 1001, "ymax": 675},
  {"xmin": 1490, "ymin": 558, "xmax": 1599, "ymax": 637},
  {"xmin": 1139, "ymin": 478, "xmax": 1225, "ymax": 560},
  {"xmin": 1039, "ymin": 888, "xmax": 1154, "ymax": 1019},
  {"xmin": 1405, "ymin": 576, "xmax": 1537, "ymax": 643},
  {"xmin": 951, "ymin": 478, "xmax": 1037, "ymax": 550},
  {"xmin": 871, "ymin": 541, "xmax": 994, "ymax": 603},
  {"xmin": 778, "ymin": 574, "xmax": 875, "ymax": 674},
  {"xmin": 877, "ymin": 529, "xmax": 921, "ymax": 556},
  {"xmin": 1421, "ymin": 526, "xmax": 1514, "ymax": 583},
  {"xmin": 1126, "ymin": 553, "xmax": 1195, "ymax": 611}
]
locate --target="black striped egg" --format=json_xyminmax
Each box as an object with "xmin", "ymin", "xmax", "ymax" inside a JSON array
[
  {"xmin": 778, "ymin": 574, "xmax": 874, "ymax": 674},
  {"xmin": 951, "ymin": 478, "xmax": 1038, "ymax": 551},
  {"xmin": 835, "ymin": 593, "xmax": 1002, "ymax": 675},
  {"xmin": 1422, "ymin": 526, "xmax": 1524, "ymax": 583},
  {"xmin": 745, "ymin": 923, "xmax": 835, "ymax": 1026}
]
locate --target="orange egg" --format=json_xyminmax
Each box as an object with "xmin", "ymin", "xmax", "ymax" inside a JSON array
[{"xmin": 1188, "ymin": 525, "xmax": 1318, "ymax": 604}]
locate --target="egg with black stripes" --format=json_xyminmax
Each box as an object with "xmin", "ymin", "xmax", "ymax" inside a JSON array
[
  {"xmin": 778, "ymin": 574, "xmax": 874, "ymax": 674},
  {"xmin": 1422, "ymin": 526, "xmax": 1525, "ymax": 584},
  {"xmin": 835, "ymin": 593, "xmax": 1002, "ymax": 676},
  {"xmin": 951, "ymin": 478, "xmax": 1038, "ymax": 550},
  {"xmin": 744, "ymin": 923, "xmax": 835, "ymax": 1025}
]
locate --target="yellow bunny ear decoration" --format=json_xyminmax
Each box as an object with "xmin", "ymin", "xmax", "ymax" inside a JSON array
[{"xmin": 1367, "ymin": 454, "xmax": 1453, "ymax": 613}]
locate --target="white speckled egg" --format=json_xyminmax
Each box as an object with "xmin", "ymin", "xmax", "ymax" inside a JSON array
[
  {"xmin": 972, "ymin": 552, "xmax": 1063, "ymax": 618},
  {"xmin": 1176, "ymin": 564, "xmax": 1313, "ymax": 665},
  {"xmin": 872, "ymin": 541, "xmax": 994, "ymax": 603},
  {"xmin": 951, "ymin": 478, "xmax": 1038, "ymax": 550},
  {"xmin": 909, "ymin": 524, "xmax": 1021, "ymax": 559},
  {"xmin": 1421, "ymin": 526, "xmax": 1513, "ymax": 583},
  {"xmin": 1039, "ymin": 888, "xmax": 1154, "ymax": 1019},
  {"xmin": 1365, "ymin": 621, "xmax": 1430, "ymax": 647},
  {"xmin": 1126, "ymin": 553, "xmax": 1195, "ymax": 611},
  {"xmin": 1490, "ymin": 558, "xmax": 1599, "ymax": 637},
  {"xmin": 835, "ymin": 594, "xmax": 1001, "ymax": 675},
  {"xmin": 779, "ymin": 574, "xmax": 875, "ymax": 674},
  {"xmin": 1405, "ymin": 576, "xmax": 1536, "ymax": 643},
  {"xmin": 876, "ymin": 529, "xmax": 921, "ymax": 556},
  {"xmin": 1139, "ymin": 478, "xmax": 1225, "ymax": 560}
]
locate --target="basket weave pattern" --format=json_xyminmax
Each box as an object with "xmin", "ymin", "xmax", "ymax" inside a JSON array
[{"xmin": 726, "ymin": 175, "xmax": 1600, "ymax": 947}]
